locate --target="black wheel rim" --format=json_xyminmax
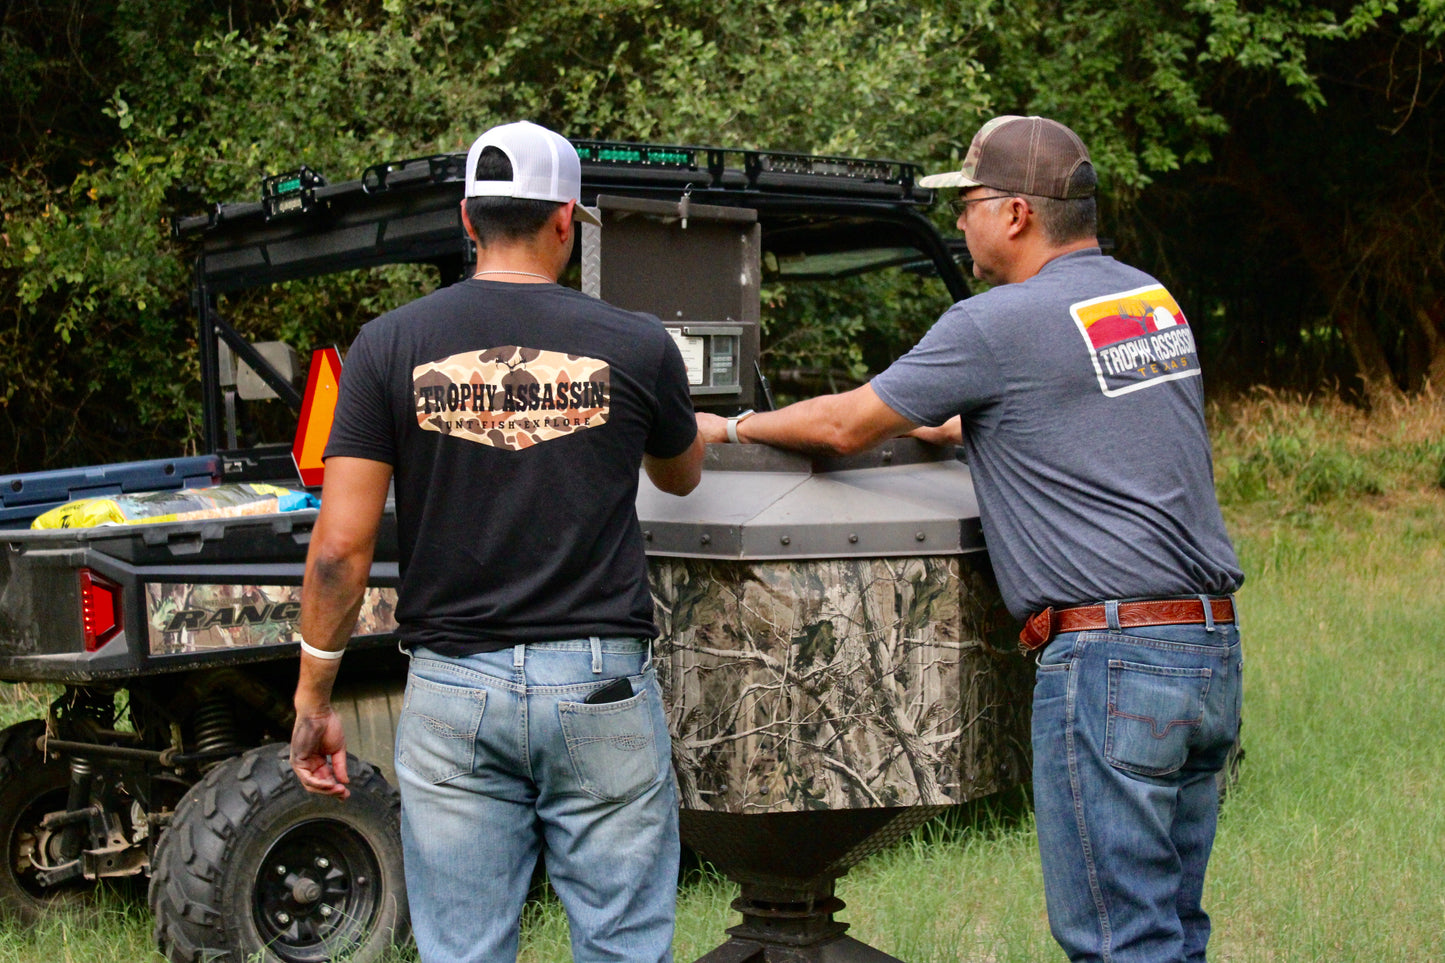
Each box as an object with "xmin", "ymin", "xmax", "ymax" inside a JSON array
[
  {"xmin": 252, "ymin": 818, "xmax": 384, "ymax": 962},
  {"xmin": 5, "ymin": 773, "xmax": 84, "ymax": 903}
]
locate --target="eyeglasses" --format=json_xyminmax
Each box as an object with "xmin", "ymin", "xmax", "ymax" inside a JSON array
[{"xmin": 948, "ymin": 193, "xmax": 1017, "ymax": 215}]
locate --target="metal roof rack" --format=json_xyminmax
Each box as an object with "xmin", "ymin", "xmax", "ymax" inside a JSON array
[{"xmin": 172, "ymin": 141, "xmax": 933, "ymax": 239}]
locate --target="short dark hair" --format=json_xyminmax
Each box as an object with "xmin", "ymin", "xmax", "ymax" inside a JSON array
[
  {"xmin": 1018, "ymin": 164, "xmax": 1097, "ymax": 244},
  {"xmin": 464, "ymin": 146, "xmax": 565, "ymax": 246}
]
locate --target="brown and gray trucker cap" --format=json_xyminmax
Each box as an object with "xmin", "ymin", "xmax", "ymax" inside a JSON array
[{"xmin": 919, "ymin": 115, "xmax": 1094, "ymax": 199}]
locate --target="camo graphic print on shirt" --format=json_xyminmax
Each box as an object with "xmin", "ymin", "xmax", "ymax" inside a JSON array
[
  {"xmin": 325, "ymin": 278, "xmax": 697, "ymax": 648},
  {"xmin": 412, "ymin": 346, "xmax": 610, "ymax": 450}
]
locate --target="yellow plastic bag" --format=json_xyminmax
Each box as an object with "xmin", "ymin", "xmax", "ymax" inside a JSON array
[{"xmin": 31, "ymin": 483, "xmax": 319, "ymax": 530}]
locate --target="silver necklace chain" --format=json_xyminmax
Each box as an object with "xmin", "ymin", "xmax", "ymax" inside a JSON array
[{"xmin": 472, "ymin": 269, "xmax": 554, "ymax": 283}]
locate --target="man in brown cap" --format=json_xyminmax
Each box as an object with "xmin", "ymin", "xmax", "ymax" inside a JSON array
[{"xmin": 697, "ymin": 115, "xmax": 1243, "ymax": 963}]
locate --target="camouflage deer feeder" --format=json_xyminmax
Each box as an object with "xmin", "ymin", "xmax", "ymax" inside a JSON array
[
  {"xmin": 595, "ymin": 195, "xmax": 1033, "ymax": 961},
  {"xmin": 639, "ymin": 442, "xmax": 1032, "ymax": 962}
]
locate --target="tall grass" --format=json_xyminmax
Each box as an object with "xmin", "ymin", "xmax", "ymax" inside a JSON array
[
  {"xmin": 1210, "ymin": 386, "xmax": 1445, "ymax": 517},
  {"xmin": 0, "ymin": 392, "xmax": 1441, "ymax": 962},
  {"xmin": 0, "ymin": 684, "xmax": 52, "ymax": 732}
]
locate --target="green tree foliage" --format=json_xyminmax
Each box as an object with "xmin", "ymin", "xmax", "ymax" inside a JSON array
[
  {"xmin": 2, "ymin": 0, "xmax": 998, "ymax": 467},
  {"xmin": 1, "ymin": 0, "xmax": 1440, "ymax": 470},
  {"xmin": 970, "ymin": 0, "xmax": 1341, "ymax": 191},
  {"xmin": 1122, "ymin": 0, "xmax": 1444, "ymax": 402}
]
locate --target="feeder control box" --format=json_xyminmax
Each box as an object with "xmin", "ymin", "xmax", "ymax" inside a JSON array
[{"xmin": 582, "ymin": 194, "xmax": 761, "ymax": 412}]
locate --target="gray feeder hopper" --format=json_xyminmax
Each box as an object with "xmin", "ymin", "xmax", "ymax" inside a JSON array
[{"xmin": 591, "ymin": 200, "xmax": 1034, "ymax": 961}]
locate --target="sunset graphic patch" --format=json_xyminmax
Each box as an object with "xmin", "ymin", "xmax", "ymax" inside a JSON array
[{"xmin": 1070, "ymin": 284, "xmax": 1201, "ymax": 397}]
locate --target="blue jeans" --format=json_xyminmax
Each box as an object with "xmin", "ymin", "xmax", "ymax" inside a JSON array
[
  {"xmin": 1031, "ymin": 603, "xmax": 1242, "ymax": 963},
  {"xmin": 395, "ymin": 639, "xmax": 678, "ymax": 963}
]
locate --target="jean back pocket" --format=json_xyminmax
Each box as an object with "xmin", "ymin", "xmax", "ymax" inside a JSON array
[
  {"xmin": 557, "ymin": 685, "xmax": 662, "ymax": 802},
  {"xmin": 396, "ymin": 673, "xmax": 486, "ymax": 784},
  {"xmin": 1105, "ymin": 660, "xmax": 1211, "ymax": 777}
]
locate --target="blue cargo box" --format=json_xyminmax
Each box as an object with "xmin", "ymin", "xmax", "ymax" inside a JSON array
[{"xmin": 0, "ymin": 455, "xmax": 221, "ymax": 527}]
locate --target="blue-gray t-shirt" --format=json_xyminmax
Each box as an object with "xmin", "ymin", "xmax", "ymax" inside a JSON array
[{"xmin": 872, "ymin": 248, "xmax": 1243, "ymax": 621}]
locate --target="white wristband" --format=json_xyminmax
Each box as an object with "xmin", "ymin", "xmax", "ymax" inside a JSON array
[
  {"xmin": 299, "ymin": 639, "xmax": 346, "ymax": 661},
  {"xmin": 726, "ymin": 409, "xmax": 755, "ymax": 444}
]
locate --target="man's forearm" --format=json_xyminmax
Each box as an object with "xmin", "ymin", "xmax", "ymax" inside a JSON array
[
  {"xmin": 296, "ymin": 552, "xmax": 369, "ymax": 707},
  {"xmin": 734, "ymin": 394, "xmax": 860, "ymax": 456},
  {"xmin": 289, "ymin": 456, "xmax": 389, "ymax": 796},
  {"xmin": 700, "ymin": 384, "xmax": 915, "ymax": 456},
  {"xmin": 301, "ymin": 554, "xmax": 369, "ymax": 650}
]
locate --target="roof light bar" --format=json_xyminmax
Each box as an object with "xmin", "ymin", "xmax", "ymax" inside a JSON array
[
  {"xmin": 753, "ymin": 152, "xmax": 900, "ymax": 183},
  {"xmin": 182, "ymin": 140, "xmax": 930, "ymax": 239},
  {"xmin": 573, "ymin": 142, "xmax": 700, "ymax": 168}
]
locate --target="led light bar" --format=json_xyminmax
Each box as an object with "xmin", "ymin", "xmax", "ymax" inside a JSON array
[
  {"xmin": 261, "ymin": 166, "xmax": 327, "ymax": 220},
  {"xmin": 754, "ymin": 152, "xmax": 898, "ymax": 182},
  {"xmin": 573, "ymin": 142, "xmax": 700, "ymax": 168}
]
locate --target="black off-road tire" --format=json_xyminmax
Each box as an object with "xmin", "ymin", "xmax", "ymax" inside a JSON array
[
  {"xmin": 0, "ymin": 718, "xmax": 101, "ymax": 923},
  {"xmin": 149, "ymin": 743, "xmax": 408, "ymax": 963}
]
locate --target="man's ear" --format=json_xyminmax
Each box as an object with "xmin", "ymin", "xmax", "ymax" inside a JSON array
[
  {"xmin": 459, "ymin": 200, "xmax": 479, "ymax": 243},
  {"xmin": 1004, "ymin": 197, "xmax": 1032, "ymax": 239},
  {"xmin": 553, "ymin": 201, "xmax": 576, "ymax": 242}
]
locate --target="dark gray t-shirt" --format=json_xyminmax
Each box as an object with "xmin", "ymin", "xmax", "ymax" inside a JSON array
[
  {"xmin": 872, "ymin": 248, "xmax": 1242, "ymax": 621},
  {"xmin": 324, "ymin": 279, "xmax": 698, "ymax": 650}
]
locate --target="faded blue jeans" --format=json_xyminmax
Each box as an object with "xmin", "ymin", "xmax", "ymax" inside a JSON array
[
  {"xmin": 395, "ymin": 639, "xmax": 677, "ymax": 963},
  {"xmin": 1031, "ymin": 602, "xmax": 1242, "ymax": 963}
]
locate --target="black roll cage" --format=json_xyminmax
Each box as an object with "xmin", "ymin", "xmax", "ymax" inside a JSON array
[{"xmin": 174, "ymin": 142, "xmax": 971, "ymax": 455}]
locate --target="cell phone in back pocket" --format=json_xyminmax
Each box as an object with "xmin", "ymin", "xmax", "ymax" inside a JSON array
[{"xmin": 584, "ymin": 677, "xmax": 634, "ymax": 705}]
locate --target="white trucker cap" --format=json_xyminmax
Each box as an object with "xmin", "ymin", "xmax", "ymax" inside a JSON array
[{"xmin": 463, "ymin": 121, "xmax": 601, "ymax": 226}]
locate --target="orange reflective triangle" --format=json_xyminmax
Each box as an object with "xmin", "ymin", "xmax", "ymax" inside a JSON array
[{"xmin": 292, "ymin": 347, "xmax": 343, "ymax": 488}]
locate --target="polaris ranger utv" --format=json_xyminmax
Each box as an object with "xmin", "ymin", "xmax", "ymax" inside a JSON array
[{"xmin": 0, "ymin": 142, "xmax": 1002, "ymax": 962}]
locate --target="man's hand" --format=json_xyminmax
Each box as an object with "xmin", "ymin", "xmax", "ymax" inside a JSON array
[
  {"xmin": 907, "ymin": 415, "xmax": 963, "ymax": 447},
  {"xmin": 696, "ymin": 411, "xmax": 728, "ymax": 445},
  {"xmin": 290, "ymin": 704, "xmax": 351, "ymax": 799}
]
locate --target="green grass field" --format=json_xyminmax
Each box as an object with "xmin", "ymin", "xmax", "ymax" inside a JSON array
[{"xmin": 1, "ymin": 392, "xmax": 1442, "ymax": 962}]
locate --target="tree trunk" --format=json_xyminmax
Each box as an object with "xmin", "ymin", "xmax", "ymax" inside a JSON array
[
  {"xmin": 1414, "ymin": 297, "xmax": 1445, "ymax": 390},
  {"xmin": 1333, "ymin": 304, "xmax": 1404, "ymax": 407}
]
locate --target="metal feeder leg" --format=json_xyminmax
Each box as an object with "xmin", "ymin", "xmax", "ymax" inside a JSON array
[{"xmin": 692, "ymin": 877, "xmax": 906, "ymax": 963}]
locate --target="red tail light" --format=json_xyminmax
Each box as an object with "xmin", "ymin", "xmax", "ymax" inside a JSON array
[{"xmin": 78, "ymin": 569, "xmax": 122, "ymax": 652}]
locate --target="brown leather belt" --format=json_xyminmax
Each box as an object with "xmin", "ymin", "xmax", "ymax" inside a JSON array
[{"xmin": 1019, "ymin": 597, "xmax": 1235, "ymax": 654}]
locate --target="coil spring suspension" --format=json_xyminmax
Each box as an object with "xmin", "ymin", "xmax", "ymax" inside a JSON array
[
  {"xmin": 192, "ymin": 695, "xmax": 241, "ymax": 768},
  {"xmin": 57, "ymin": 756, "xmax": 95, "ymax": 863}
]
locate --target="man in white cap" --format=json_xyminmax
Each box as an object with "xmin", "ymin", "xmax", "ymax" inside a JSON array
[
  {"xmin": 291, "ymin": 120, "xmax": 703, "ymax": 962},
  {"xmin": 697, "ymin": 115, "xmax": 1243, "ymax": 963}
]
